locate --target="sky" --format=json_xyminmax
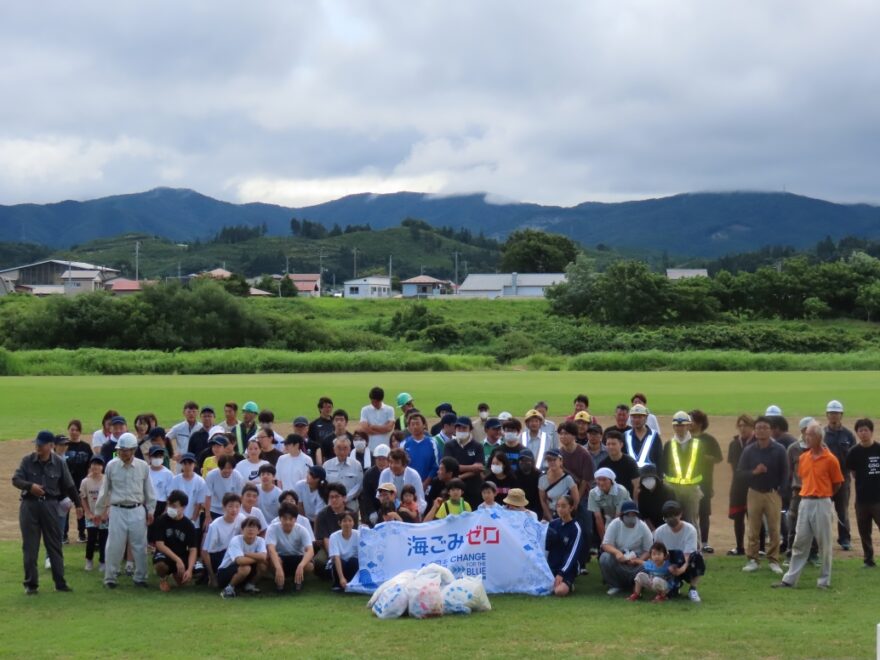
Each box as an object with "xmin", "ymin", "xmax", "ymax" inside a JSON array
[{"xmin": 1, "ymin": 1, "xmax": 879, "ymax": 208}]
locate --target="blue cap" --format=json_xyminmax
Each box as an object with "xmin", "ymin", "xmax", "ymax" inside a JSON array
[
  {"xmin": 209, "ymin": 435, "xmax": 229, "ymax": 446},
  {"xmin": 293, "ymin": 416, "xmax": 309, "ymax": 427},
  {"xmin": 54, "ymin": 434, "xmax": 69, "ymax": 444},
  {"xmin": 148, "ymin": 445, "xmax": 165, "ymax": 456},
  {"xmin": 519, "ymin": 448, "xmax": 535, "ymax": 460},
  {"xmin": 110, "ymin": 416, "xmax": 126, "ymax": 425},
  {"xmin": 35, "ymin": 430, "xmax": 56, "ymax": 445},
  {"xmin": 440, "ymin": 412, "xmax": 458, "ymax": 426},
  {"xmin": 435, "ymin": 403, "xmax": 453, "ymax": 415},
  {"xmin": 179, "ymin": 452, "xmax": 196, "ymax": 463},
  {"xmin": 89, "ymin": 456, "xmax": 105, "ymax": 466},
  {"xmin": 454, "ymin": 416, "xmax": 473, "ymax": 429},
  {"xmin": 621, "ymin": 501, "xmax": 640, "ymax": 515},
  {"xmin": 484, "ymin": 418, "xmax": 502, "ymax": 430},
  {"xmin": 544, "ymin": 448, "xmax": 562, "ymax": 459}
]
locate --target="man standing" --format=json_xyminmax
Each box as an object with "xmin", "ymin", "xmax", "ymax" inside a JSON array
[
  {"xmin": 95, "ymin": 433, "xmax": 157, "ymax": 588},
  {"xmin": 845, "ymin": 418, "xmax": 880, "ymax": 567},
  {"xmin": 558, "ymin": 421, "xmax": 595, "ymax": 568},
  {"xmin": 663, "ymin": 411, "xmax": 704, "ymax": 538},
  {"xmin": 167, "ymin": 401, "xmax": 202, "ymax": 463},
  {"xmin": 307, "ymin": 397, "xmax": 336, "ymax": 460},
  {"xmin": 738, "ymin": 416, "xmax": 788, "ymax": 575},
  {"xmin": 534, "ymin": 401, "xmax": 558, "ymax": 450},
  {"xmin": 521, "ymin": 409, "xmax": 556, "ymax": 468},
  {"xmin": 624, "ymin": 404, "xmax": 663, "ymax": 473},
  {"xmin": 359, "ymin": 387, "xmax": 395, "ymax": 451},
  {"xmin": 603, "ymin": 404, "xmax": 632, "ymax": 442},
  {"xmin": 13, "ymin": 430, "xmax": 82, "ymax": 594},
  {"xmin": 186, "ymin": 406, "xmax": 217, "ymax": 461},
  {"xmin": 481, "ymin": 418, "xmax": 503, "ymax": 463},
  {"xmin": 403, "ymin": 412, "xmax": 438, "ymax": 490},
  {"xmin": 394, "ymin": 392, "xmax": 415, "ymax": 431},
  {"xmin": 689, "ymin": 409, "xmax": 723, "ymax": 554},
  {"xmin": 824, "ymin": 400, "xmax": 856, "ymax": 550},
  {"xmin": 220, "ymin": 402, "xmax": 240, "ymax": 434},
  {"xmin": 773, "ymin": 423, "xmax": 844, "ymax": 590},
  {"xmin": 443, "ymin": 417, "xmax": 486, "ymax": 509},
  {"xmin": 472, "ymin": 402, "xmax": 491, "ymax": 443},
  {"xmin": 234, "ymin": 401, "xmax": 260, "ymax": 454},
  {"xmin": 323, "ymin": 436, "xmax": 364, "ymax": 512},
  {"xmin": 786, "ymin": 418, "xmax": 816, "ymax": 562}
]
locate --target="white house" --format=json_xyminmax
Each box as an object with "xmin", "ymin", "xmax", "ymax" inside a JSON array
[
  {"xmin": 343, "ymin": 276, "xmax": 392, "ymax": 299},
  {"xmin": 401, "ymin": 275, "xmax": 450, "ymax": 298},
  {"xmin": 0, "ymin": 259, "xmax": 119, "ymax": 295},
  {"xmin": 666, "ymin": 268, "xmax": 709, "ymax": 280},
  {"xmin": 457, "ymin": 272, "xmax": 566, "ymax": 299}
]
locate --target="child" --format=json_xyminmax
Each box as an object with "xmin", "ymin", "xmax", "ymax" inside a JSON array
[
  {"xmin": 328, "ymin": 511, "xmax": 359, "ymax": 592},
  {"xmin": 503, "ymin": 488, "xmax": 538, "ymax": 520},
  {"xmin": 80, "ymin": 456, "xmax": 108, "ymax": 572},
  {"xmin": 201, "ymin": 493, "xmax": 245, "ymax": 585},
  {"xmin": 545, "ymin": 495, "xmax": 583, "ymax": 597},
  {"xmin": 257, "ymin": 464, "xmax": 282, "ymax": 521},
  {"xmin": 235, "ymin": 439, "xmax": 270, "ymax": 484},
  {"xmin": 629, "ymin": 541, "xmax": 673, "ymax": 602},
  {"xmin": 266, "ymin": 503, "xmax": 315, "ymax": 593},
  {"xmin": 424, "ymin": 478, "xmax": 472, "ymax": 521},
  {"xmin": 240, "ymin": 484, "xmax": 269, "ymax": 533},
  {"xmin": 217, "ymin": 517, "xmax": 268, "ymax": 598},
  {"xmin": 148, "ymin": 446, "xmax": 173, "ymax": 522},
  {"xmin": 478, "ymin": 482, "xmax": 501, "ymax": 510},
  {"xmin": 151, "ymin": 489, "xmax": 198, "ymax": 593},
  {"xmin": 399, "ymin": 484, "xmax": 422, "ymax": 521}
]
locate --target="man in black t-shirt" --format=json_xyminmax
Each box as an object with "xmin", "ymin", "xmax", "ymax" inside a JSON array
[
  {"xmin": 846, "ymin": 418, "xmax": 880, "ymax": 567},
  {"xmin": 598, "ymin": 431, "xmax": 640, "ymax": 496},
  {"xmin": 307, "ymin": 398, "xmax": 336, "ymax": 460},
  {"xmin": 150, "ymin": 489, "xmax": 198, "ymax": 592}
]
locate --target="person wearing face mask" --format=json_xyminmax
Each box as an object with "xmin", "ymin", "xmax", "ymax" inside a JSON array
[
  {"xmin": 497, "ymin": 418, "xmax": 526, "ymax": 472},
  {"xmin": 443, "ymin": 417, "xmax": 485, "ymax": 509},
  {"xmin": 481, "ymin": 418, "xmax": 503, "ymax": 463},
  {"xmin": 599, "ymin": 501, "xmax": 654, "ymax": 596},
  {"xmin": 351, "ymin": 431, "xmax": 373, "ymax": 470},
  {"xmin": 636, "ymin": 464, "xmax": 675, "ymax": 530},
  {"xmin": 472, "ymin": 402, "xmax": 491, "ymax": 443},
  {"xmin": 323, "ymin": 436, "xmax": 364, "ymax": 512},
  {"xmin": 486, "ymin": 451, "xmax": 517, "ymax": 505},
  {"xmin": 653, "ymin": 500, "xmax": 705, "ymax": 603},
  {"xmin": 150, "ymin": 489, "xmax": 198, "ymax": 593},
  {"xmin": 662, "ymin": 411, "xmax": 706, "ymax": 542},
  {"xmin": 147, "ymin": 446, "xmax": 173, "ymax": 538}
]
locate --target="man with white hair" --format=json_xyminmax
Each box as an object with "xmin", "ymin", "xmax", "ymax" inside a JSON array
[
  {"xmin": 95, "ymin": 432, "xmax": 157, "ymax": 589},
  {"xmin": 773, "ymin": 422, "xmax": 844, "ymax": 590},
  {"xmin": 823, "ymin": 400, "xmax": 856, "ymax": 550},
  {"xmin": 322, "ymin": 436, "xmax": 364, "ymax": 512}
]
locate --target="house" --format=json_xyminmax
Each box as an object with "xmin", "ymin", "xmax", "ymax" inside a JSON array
[
  {"xmin": 457, "ymin": 272, "xmax": 566, "ymax": 299},
  {"xmin": 248, "ymin": 287, "xmax": 273, "ymax": 297},
  {"xmin": 400, "ymin": 275, "xmax": 451, "ymax": 298},
  {"xmin": 666, "ymin": 268, "xmax": 709, "ymax": 280},
  {"xmin": 0, "ymin": 259, "xmax": 119, "ymax": 295},
  {"xmin": 343, "ymin": 276, "xmax": 392, "ymax": 299},
  {"xmin": 105, "ymin": 278, "xmax": 147, "ymax": 295},
  {"xmin": 203, "ymin": 267, "xmax": 233, "ymax": 280},
  {"xmin": 286, "ymin": 273, "xmax": 322, "ymax": 297}
]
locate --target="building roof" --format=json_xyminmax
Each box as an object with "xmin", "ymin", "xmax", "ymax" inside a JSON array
[
  {"xmin": 401, "ymin": 275, "xmax": 445, "ymax": 285},
  {"xmin": 666, "ymin": 268, "xmax": 709, "ymax": 280},
  {"xmin": 249, "ymin": 287, "xmax": 273, "ymax": 297},
  {"xmin": 343, "ymin": 276, "xmax": 391, "ymax": 285},
  {"xmin": 287, "ymin": 273, "xmax": 321, "ymax": 282},
  {"xmin": 458, "ymin": 273, "xmax": 566, "ymax": 291},
  {"xmin": 0, "ymin": 259, "xmax": 119, "ymax": 275},
  {"xmin": 105, "ymin": 278, "xmax": 143, "ymax": 292},
  {"xmin": 60, "ymin": 270, "xmax": 102, "ymax": 280},
  {"xmin": 204, "ymin": 268, "xmax": 233, "ymax": 279},
  {"xmin": 286, "ymin": 273, "xmax": 321, "ymax": 293},
  {"xmin": 17, "ymin": 284, "xmax": 67, "ymax": 295}
]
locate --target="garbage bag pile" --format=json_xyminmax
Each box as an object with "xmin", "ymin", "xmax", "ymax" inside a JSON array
[{"xmin": 368, "ymin": 564, "xmax": 492, "ymax": 619}]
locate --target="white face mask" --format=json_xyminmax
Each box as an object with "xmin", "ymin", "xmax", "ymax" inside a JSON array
[
  {"xmin": 641, "ymin": 477, "xmax": 657, "ymax": 491},
  {"xmin": 166, "ymin": 507, "xmax": 179, "ymax": 519},
  {"xmin": 455, "ymin": 431, "xmax": 470, "ymax": 442},
  {"xmin": 503, "ymin": 432, "xmax": 519, "ymax": 443},
  {"xmin": 479, "ymin": 411, "xmax": 489, "ymax": 420},
  {"xmin": 353, "ymin": 439, "xmax": 366, "ymax": 452},
  {"xmin": 490, "ymin": 464, "xmax": 503, "ymax": 475},
  {"xmin": 150, "ymin": 458, "xmax": 163, "ymax": 467}
]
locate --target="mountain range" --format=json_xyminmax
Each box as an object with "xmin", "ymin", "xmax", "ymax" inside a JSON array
[{"xmin": 2, "ymin": 187, "xmax": 879, "ymax": 257}]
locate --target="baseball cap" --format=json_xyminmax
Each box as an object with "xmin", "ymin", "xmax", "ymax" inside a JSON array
[
  {"xmin": 117, "ymin": 433, "xmax": 138, "ymax": 450},
  {"xmin": 35, "ymin": 430, "xmax": 56, "ymax": 445},
  {"xmin": 639, "ymin": 463, "xmax": 659, "ymax": 478},
  {"xmin": 208, "ymin": 425, "xmax": 226, "ymax": 437},
  {"xmin": 308, "ymin": 465, "xmax": 326, "ymax": 480},
  {"xmin": 524, "ymin": 409, "xmax": 544, "ymax": 421},
  {"xmin": 630, "ymin": 404, "xmax": 649, "ymax": 416},
  {"xmin": 373, "ymin": 444, "xmax": 391, "ymax": 458},
  {"xmin": 179, "ymin": 452, "xmax": 196, "ymax": 463},
  {"xmin": 440, "ymin": 412, "xmax": 458, "ymax": 426},
  {"xmin": 148, "ymin": 427, "xmax": 166, "ymax": 439},
  {"xmin": 672, "ymin": 411, "xmax": 692, "ymax": 424},
  {"xmin": 435, "ymin": 403, "xmax": 453, "ymax": 416},
  {"xmin": 293, "ymin": 416, "xmax": 309, "ymax": 427},
  {"xmin": 594, "ymin": 467, "xmax": 616, "ymax": 481},
  {"xmin": 662, "ymin": 500, "xmax": 683, "ymax": 515},
  {"xmin": 765, "ymin": 405, "xmax": 783, "ymax": 416},
  {"xmin": 573, "ymin": 411, "xmax": 592, "ymax": 423},
  {"xmin": 377, "ymin": 482, "xmax": 397, "ymax": 494},
  {"xmin": 498, "ymin": 411, "xmax": 512, "ymax": 421},
  {"xmin": 544, "ymin": 448, "xmax": 562, "ymax": 459},
  {"xmin": 826, "ymin": 400, "xmax": 844, "ymax": 413},
  {"xmin": 208, "ymin": 434, "xmax": 229, "ymax": 446},
  {"xmin": 620, "ymin": 501, "xmax": 640, "ymax": 516},
  {"xmin": 484, "ymin": 418, "xmax": 502, "ymax": 430},
  {"xmin": 242, "ymin": 401, "xmax": 259, "ymax": 414},
  {"xmin": 54, "ymin": 435, "xmax": 69, "ymax": 445},
  {"xmin": 110, "ymin": 415, "xmax": 126, "ymax": 425},
  {"xmin": 454, "ymin": 416, "xmax": 473, "ymax": 429},
  {"xmin": 148, "ymin": 445, "xmax": 166, "ymax": 456},
  {"xmin": 396, "ymin": 392, "xmax": 413, "ymax": 407},
  {"xmin": 519, "ymin": 448, "xmax": 535, "ymax": 460}
]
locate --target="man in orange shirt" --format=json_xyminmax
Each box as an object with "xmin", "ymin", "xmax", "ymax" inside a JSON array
[{"xmin": 773, "ymin": 422, "xmax": 844, "ymax": 590}]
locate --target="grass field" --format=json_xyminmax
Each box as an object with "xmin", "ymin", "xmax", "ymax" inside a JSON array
[
  {"xmin": 0, "ymin": 540, "xmax": 878, "ymax": 658},
  {"xmin": 0, "ymin": 370, "xmax": 876, "ymax": 441}
]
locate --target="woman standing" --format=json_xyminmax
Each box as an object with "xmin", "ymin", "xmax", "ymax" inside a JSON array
[{"xmin": 727, "ymin": 414, "xmax": 755, "ymax": 556}]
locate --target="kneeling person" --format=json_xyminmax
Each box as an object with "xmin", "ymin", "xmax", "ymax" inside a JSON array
[
  {"xmin": 329, "ymin": 511, "xmax": 360, "ymax": 591},
  {"xmin": 151, "ymin": 489, "xmax": 198, "ymax": 592},
  {"xmin": 267, "ymin": 503, "xmax": 315, "ymax": 593},
  {"xmin": 217, "ymin": 516, "xmax": 268, "ymax": 598},
  {"xmin": 653, "ymin": 500, "xmax": 705, "ymax": 603}
]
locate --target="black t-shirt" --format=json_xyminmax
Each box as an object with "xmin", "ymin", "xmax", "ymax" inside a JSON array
[
  {"xmin": 846, "ymin": 443, "xmax": 880, "ymax": 504},
  {"xmin": 149, "ymin": 514, "xmax": 197, "ymax": 559},
  {"xmin": 696, "ymin": 432, "xmax": 723, "ymax": 495},
  {"xmin": 64, "ymin": 441, "xmax": 93, "ymax": 484},
  {"xmin": 602, "ymin": 425, "xmax": 631, "ymax": 442},
  {"xmin": 598, "ymin": 455, "xmax": 641, "ymax": 496},
  {"xmin": 314, "ymin": 506, "xmax": 359, "ymax": 542},
  {"xmin": 188, "ymin": 430, "xmax": 210, "ymax": 459},
  {"xmin": 638, "ymin": 482, "xmax": 676, "ymax": 529},
  {"xmin": 307, "ymin": 418, "xmax": 336, "ymax": 461},
  {"xmin": 259, "ymin": 448, "xmax": 282, "ymax": 466}
]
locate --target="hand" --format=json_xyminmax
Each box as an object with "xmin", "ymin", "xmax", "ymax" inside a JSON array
[
  {"xmin": 275, "ymin": 571, "xmax": 285, "ymax": 589},
  {"xmin": 435, "ymin": 497, "xmax": 444, "ymax": 507},
  {"xmin": 208, "ymin": 575, "xmax": 218, "ymax": 588},
  {"xmin": 29, "ymin": 484, "xmax": 46, "ymax": 497},
  {"xmin": 146, "ymin": 513, "xmax": 154, "ymax": 526},
  {"xmin": 616, "ymin": 553, "xmax": 628, "ymax": 564},
  {"xmin": 173, "ymin": 453, "xmax": 181, "ymax": 463},
  {"xmin": 753, "ymin": 463, "xmax": 768, "ymax": 475},
  {"xmin": 75, "ymin": 507, "xmax": 84, "ymax": 519},
  {"xmin": 204, "ymin": 512, "xmax": 212, "ymax": 526},
  {"xmin": 181, "ymin": 569, "xmax": 192, "ymax": 584},
  {"xmin": 176, "ymin": 559, "xmax": 186, "ymax": 575},
  {"xmin": 554, "ymin": 575, "xmax": 563, "ymax": 587},
  {"xmin": 92, "ymin": 515, "xmax": 102, "ymax": 525},
  {"xmin": 295, "ymin": 565, "xmax": 304, "ymax": 584},
  {"xmin": 339, "ymin": 577, "xmax": 348, "ymax": 589}
]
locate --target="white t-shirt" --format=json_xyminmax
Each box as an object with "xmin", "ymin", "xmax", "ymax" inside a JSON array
[
  {"xmin": 205, "ymin": 469, "xmax": 246, "ymax": 513},
  {"xmin": 269, "ymin": 515, "xmax": 314, "ymax": 535},
  {"xmin": 293, "ymin": 479, "xmax": 325, "ymax": 521},
  {"xmin": 92, "ymin": 429, "xmax": 111, "ymax": 450},
  {"xmin": 258, "ymin": 486, "xmax": 282, "ymax": 521},
  {"xmin": 202, "ymin": 512, "xmax": 246, "ymax": 553},
  {"xmin": 602, "ymin": 517, "xmax": 654, "ymax": 555},
  {"xmin": 149, "ymin": 466, "xmax": 174, "ymax": 502},
  {"xmin": 240, "ymin": 506, "xmax": 269, "ymax": 532},
  {"xmin": 167, "ymin": 420, "xmax": 203, "ymax": 455},
  {"xmin": 235, "ymin": 459, "xmax": 269, "ymax": 484},
  {"xmin": 218, "ymin": 534, "xmax": 267, "ymax": 569},
  {"xmin": 329, "ymin": 528, "xmax": 359, "ymax": 560},
  {"xmin": 276, "ymin": 453, "xmax": 313, "ymax": 490},
  {"xmin": 266, "ymin": 521, "xmax": 314, "ymax": 556},
  {"xmin": 653, "ymin": 521, "xmax": 699, "ymax": 555},
  {"xmin": 360, "ymin": 403, "xmax": 395, "ymax": 450},
  {"xmin": 168, "ymin": 473, "xmax": 207, "ymax": 528}
]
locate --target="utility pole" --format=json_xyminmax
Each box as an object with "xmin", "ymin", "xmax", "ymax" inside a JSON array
[
  {"xmin": 420, "ymin": 264, "xmax": 425, "ymax": 275},
  {"xmin": 388, "ymin": 254, "xmax": 392, "ymax": 280},
  {"xmin": 353, "ymin": 248, "xmax": 358, "ymax": 278},
  {"xmin": 285, "ymin": 255, "xmax": 290, "ymax": 275},
  {"xmin": 135, "ymin": 241, "xmax": 140, "ymax": 281},
  {"xmin": 454, "ymin": 251, "xmax": 459, "ymax": 287}
]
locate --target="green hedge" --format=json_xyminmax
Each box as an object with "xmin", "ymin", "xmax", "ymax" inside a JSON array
[{"xmin": 566, "ymin": 350, "xmax": 880, "ymax": 371}]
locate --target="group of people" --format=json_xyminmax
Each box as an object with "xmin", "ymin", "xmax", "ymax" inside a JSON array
[{"xmin": 13, "ymin": 387, "xmax": 878, "ymax": 604}]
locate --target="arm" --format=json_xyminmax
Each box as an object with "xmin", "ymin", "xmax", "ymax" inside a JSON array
[
  {"xmin": 347, "ymin": 467, "xmax": 363, "ymax": 502},
  {"xmin": 569, "ymin": 482, "xmax": 580, "ymax": 510},
  {"xmin": 12, "ymin": 456, "xmax": 42, "ymax": 495},
  {"xmin": 333, "ymin": 554, "xmax": 346, "ymax": 586},
  {"xmin": 183, "ymin": 547, "xmax": 197, "ymax": 582},
  {"xmin": 143, "ymin": 467, "xmax": 156, "ymax": 522},
  {"xmin": 297, "ymin": 544, "xmax": 315, "ymax": 584},
  {"xmin": 593, "ymin": 511, "xmax": 605, "ymax": 540},
  {"xmin": 94, "ymin": 465, "xmax": 112, "ymax": 517},
  {"xmin": 423, "ymin": 498, "xmax": 443, "ymax": 522},
  {"xmin": 155, "ymin": 540, "xmax": 184, "ymax": 569},
  {"xmin": 268, "ymin": 545, "xmax": 284, "ymax": 587},
  {"xmin": 539, "ymin": 488, "xmax": 553, "ymax": 522}
]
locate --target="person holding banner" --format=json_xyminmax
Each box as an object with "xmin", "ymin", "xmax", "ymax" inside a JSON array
[{"xmin": 545, "ymin": 495, "xmax": 583, "ymax": 596}]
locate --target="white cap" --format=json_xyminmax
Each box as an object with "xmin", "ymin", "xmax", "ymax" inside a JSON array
[
  {"xmin": 826, "ymin": 400, "xmax": 844, "ymax": 413},
  {"xmin": 373, "ymin": 444, "xmax": 390, "ymax": 458},
  {"xmin": 594, "ymin": 467, "xmax": 617, "ymax": 482},
  {"xmin": 209, "ymin": 424, "xmax": 226, "ymax": 437},
  {"xmin": 798, "ymin": 416, "xmax": 815, "ymax": 431},
  {"xmin": 671, "ymin": 411, "xmax": 692, "ymax": 424},
  {"xmin": 765, "ymin": 405, "xmax": 783, "ymax": 416},
  {"xmin": 498, "ymin": 411, "xmax": 512, "ymax": 421},
  {"xmin": 117, "ymin": 432, "xmax": 138, "ymax": 450}
]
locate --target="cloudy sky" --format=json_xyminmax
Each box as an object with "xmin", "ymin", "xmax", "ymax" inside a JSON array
[{"xmin": 1, "ymin": 2, "xmax": 879, "ymax": 208}]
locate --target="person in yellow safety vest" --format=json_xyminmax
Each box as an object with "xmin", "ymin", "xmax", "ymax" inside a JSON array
[
  {"xmin": 662, "ymin": 411, "xmax": 704, "ymax": 544},
  {"xmin": 395, "ymin": 393, "xmax": 415, "ymax": 431}
]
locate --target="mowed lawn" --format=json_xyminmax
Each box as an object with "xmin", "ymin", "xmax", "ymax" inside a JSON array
[
  {"xmin": 0, "ymin": 371, "xmax": 877, "ymax": 440},
  {"xmin": 0, "ymin": 540, "xmax": 878, "ymax": 658}
]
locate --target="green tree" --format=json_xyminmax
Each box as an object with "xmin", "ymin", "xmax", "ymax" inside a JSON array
[
  {"xmin": 802, "ymin": 296, "xmax": 831, "ymax": 319},
  {"xmin": 856, "ymin": 281, "xmax": 880, "ymax": 321},
  {"xmin": 546, "ymin": 254, "xmax": 599, "ymax": 317},
  {"xmin": 593, "ymin": 260, "xmax": 670, "ymax": 325},
  {"xmin": 500, "ymin": 229, "xmax": 579, "ymax": 273}
]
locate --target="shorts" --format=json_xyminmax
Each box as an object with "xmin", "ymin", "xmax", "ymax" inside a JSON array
[
  {"xmin": 152, "ymin": 553, "xmax": 177, "ymax": 572},
  {"xmin": 279, "ymin": 554, "xmax": 304, "ymax": 577},
  {"xmin": 668, "ymin": 550, "xmax": 706, "ymax": 588},
  {"xmin": 217, "ymin": 563, "xmax": 254, "ymax": 589}
]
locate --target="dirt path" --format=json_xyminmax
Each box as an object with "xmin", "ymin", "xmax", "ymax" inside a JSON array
[{"xmin": 1, "ymin": 416, "xmax": 875, "ymax": 558}]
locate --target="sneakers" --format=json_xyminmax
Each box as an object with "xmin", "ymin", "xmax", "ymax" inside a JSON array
[
  {"xmin": 627, "ymin": 593, "xmax": 640, "ymax": 602},
  {"xmin": 104, "ymin": 581, "xmax": 118, "ymax": 589},
  {"xmin": 78, "ymin": 533, "xmax": 87, "ymax": 543},
  {"xmin": 84, "ymin": 560, "xmax": 94, "ymax": 572},
  {"xmin": 55, "ymin": 584, "xmax": 73, "ymax": 592},
  {"xmin": 687, "ymin": 588, "xmax": 701, "ymax": 603},
  {"xmin": 99, "ymin": 562, "xmax": 106, "ymax": 572},
  {"xmin": 242, "ymin": 582, "xmax": 260, "ymax": 594},
  {"xmin": 124, "ymin": 561, "xmax": 134, "ymax": 576},
  {"xmin": 864, "ymin": 559, "xmax": 876, "ymax": 568},
  {"xmin": 159, "ymin": 579, "xmax": 171, "ymax": 593},
  {"xmin": 758, "ymin": 550, "xmax": 767, "ymax": 557},
  {"xmin": 221, "ymin": 585, "xmax": 236, "ymax": 599},
  {"xmin": 742, "ymin": 560, "xmax": 759, "ymax": 572},
  {"xmin": 769, "ymin": 562, "xmax": 784, "ymax": 575},
  {"xmin": 24, "ymin": 586, "xmax": 38, "ymax": 596},
  {"xmin": 771, "ymin": 581, "xmax": 793, "ymax": 589},
  {"xmin": 62, "ymin": 536, "xmax": 70, "ymax": 545},
  {"xmin": 652, "ymin": 593, "xmax": 668, "ymax": 603},
  {"xmin": 840, "ymin": 541, "xmax": 852, "ymax": 551},
  {"xmin": 702, "ymin": 544, "xmax": 714, "ymax": 554},
  {"xmin": 606, "ymin": 587, "xmax": 621, "ymax": 596},
  {"xmin": 579, "ymin": 567, "xmax": 589, "ymax": 576},
  {"xmin": 727, "ymin": 548, "xmax": 744, "ymax": 556},
  {"xmin": 44, "ymin": 557, "xmax": 51, "ymax": 570}
]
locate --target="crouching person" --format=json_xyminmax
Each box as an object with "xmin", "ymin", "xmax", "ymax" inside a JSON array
[
  {"xmin": 151, "ymin": 489, "xmax": 198, "ymax": 592},
  {"xmin": 653, "ymin": 500, "xmax": 706, "ymax": 603},
  {"xmin": 329, "ymin": 511, "xmax": 360, "ymax": 592},
  {"xmin": 217, "ymin": 517, "xmax": 267, "ymax": 598},
  {"xmin": 201, "ymin": 493, "xmax": 245, "ymax": 587},
  {"xmin": 267, "ymin": 503, "xmax": 315, "ymax": 594}
]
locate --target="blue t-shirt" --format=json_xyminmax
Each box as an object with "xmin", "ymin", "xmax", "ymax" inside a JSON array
[
  {"xmin": 403, "ymin": 436, "xmax": 438, "ymax": 482},
  {"xmin": 643, "ymin": 559, "xmax": 671, "ymax": 579}
]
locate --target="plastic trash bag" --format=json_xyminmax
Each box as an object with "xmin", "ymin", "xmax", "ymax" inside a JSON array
[
  {"xmin": 416, "ymin": 563, "xmax": 455, "ymax": 586},
  {"xmin": 372, "ymin": 582, "xmax": 410, "ymax": 619},
  {"xmin": 441, "ymin": 578, "xmax": 492, "ymax": 615},
  {"xmin": 367, "ymin": 569, "xmax": 417, "ymax": 609},
  {"xmin": 406, "ymin": 575, "xmax": 444, "ymax": 619}
]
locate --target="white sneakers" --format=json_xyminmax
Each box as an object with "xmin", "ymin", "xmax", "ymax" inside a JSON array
[
  {"xmin": 221, "ymin": 585, "xmax": 236, "ymax": 598},
  {"xmin": 688, "ymin": 588, "xmax": 702, "ymax": 603},
  {"xmin": 84, "ymin": 559, "xmax": 94, "ymax": 571},
  {"xmin": 44, "ymin": 557, "xmax": 51, "ymax": 570},
  {"xmin": 742, "ymin": 560, "xmax": 759, "ymax": 572},
  {"xmin": 769, "ymin": 562, "xmax": 784, "ymax": 575},
  {"xmin": 606, "ymin": 587, "xmax": 621, "ymax": 596}
]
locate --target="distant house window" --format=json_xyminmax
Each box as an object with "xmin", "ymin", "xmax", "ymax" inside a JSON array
[
  {"xmin": 350, "ymin": 286, "xmax": 359, "ymax": 294},
  {"xmin": 371, "ymin": 287, "xmax": 377, "ymax": 293}
]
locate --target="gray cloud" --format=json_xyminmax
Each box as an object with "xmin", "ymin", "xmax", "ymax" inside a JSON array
[{"xmin": 1, "ymin": 1, "xmax": 879, "ymax": 207}]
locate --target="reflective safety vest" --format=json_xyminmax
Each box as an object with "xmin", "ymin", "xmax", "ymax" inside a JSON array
[
  {"xmin": 666, "ymin": 438, "xmax": 702, "ymax": 485},
  {"xmin": 625, "ymin": 429, "xmax": 657, "ymax": 468},
  {"xmin": 521, "ymin": 430, "xmax": 548, "ymax": 467}
]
